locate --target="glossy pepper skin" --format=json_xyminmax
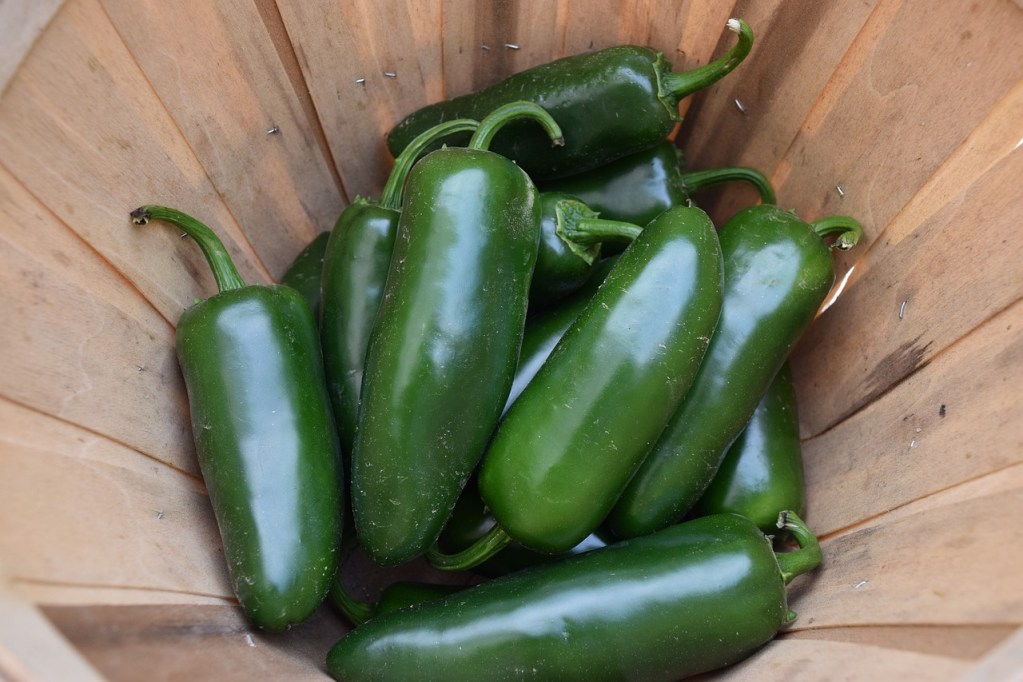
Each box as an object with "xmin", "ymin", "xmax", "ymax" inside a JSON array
[
  {"xmin": 541, "ymin": 140, "xmax": 776, "ymax": 228},
  {"xmin": 280, "ymin": 231, "xmax": 330, "ymax": 319},
  {"xmin": 386, "ymin": 20, "xmax": 753, "ymax": 180},
  {"xmin": 691, "ymin": 361, "xmax": 806, "ymax": 533},
  {"xmin": 352, "ymin": 102, "xmax": 562, "ymax": 566},
  {"xmin": 609, "ymin": 205, "xmax": 862, "ymax": 539},
  {"xmin": 477, "ymin": 205, "xmax": 723, "ymax": 556},
  {"xmin": 320, "ymin": 119, "xmax": 479, "ymax": 456},
  {"xmin": 327, "ymin": 512, "xmax": 821, "ymax": 682},
  {"xmin": 131, "ymin": 206, "xmax": 343, "ymax": 632}
]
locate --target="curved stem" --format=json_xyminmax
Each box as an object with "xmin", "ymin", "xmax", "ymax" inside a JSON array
[
  {"xmin": 379, "ymin": 118, "xmax": 480, "ymax": 210},
  {"xmin": 130, "ymin": 205, "xmax": 246, "ymax": 292},
  {"xmin": 426, "ymin": 524, "xmax": 512, "ymax": 572},
  {"xmin": 774, "ymin": 511, "xmax": 822, "ymax": 585},
  {"xmin": 810, "ymin": 215, "xmax": 864, "ymax": 251},
  {"xmin": 682, "ymin": 166, "xmax": 776, "ymax": 205},
  {"xmin": 328, "ymin": 574, "xmax": 374, "ymax": 626},
  {"xmin": 468, "ymin": 101, "xmax": 564, "ymax": 152},
  {"xmin": 660, "ymin": 18, "xmax": 754, "ymax": 106}
]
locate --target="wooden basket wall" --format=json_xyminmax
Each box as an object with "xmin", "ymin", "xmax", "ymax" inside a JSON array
[{"xmin": 2, "ymin": 1, "xmax": 1022, "ymax": 680}]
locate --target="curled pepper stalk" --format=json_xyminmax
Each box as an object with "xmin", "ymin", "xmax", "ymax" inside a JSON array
[
  {"xmin": 658, "ymin": 18, "xmax": 754, "ymax": 112},
  {"xmin": 553, "ymin": 198, "xmax": 642, "ymax": 264},
  {"xmin": 682, "ymin": 166, "xmax": 777, "ymax": 205},
  {"xmin": 467, "ymin": 100, "xmax": 565, "ymax": 151},
  {"xmin": 773, "ymin": 510, "xmax": 822, "ymax": 586},
  {"xmin": 811, "ymin": 216, "xmax": 863, "ymax": 251}
]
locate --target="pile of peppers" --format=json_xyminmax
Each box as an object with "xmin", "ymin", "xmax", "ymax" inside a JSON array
[{"xmin": 133, "ymin": 17, "xmax": 865, "ymax": 681}]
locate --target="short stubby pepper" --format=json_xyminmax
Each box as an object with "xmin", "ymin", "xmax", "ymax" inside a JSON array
[
  {"xmin": 386, "ymin": 20, "xmax": 753, "ymax": 180},
  {"xmin": 691, "ymin": 361, "xmax": 806, "ymax": 533},
  {"xmin": 327, "ymin": 512, "xmax": 822, "ymax": 682},
  {"xmin": 528, "ymin": 194, "xmax": 639, "ymax": 308},
  {"xmin": 130, "ymin": 206, "xmax": 343, "ymax": 632},
  {"xmin": 608, "ymin": 205, "xmax": 862, "ymax": 539},
  {"xmin": 541, "ymin": 140, "xmax": 776, "ymax": 229},
  {"xmin": 351, "ymin": 102, "xmax": 563, "ymax": 566},
  {"xmin": 319, "ymin": 119, "xmax": 479, "ymax": 457},
  {"xmin": 431, "ymin": 205, "xmax": 722, "ymax": 567}
]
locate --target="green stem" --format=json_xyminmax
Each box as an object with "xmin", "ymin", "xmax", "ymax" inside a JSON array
[
  {"xmin": 682, "ymin": 166, "xmax": 776, "ymax": 205},
  {"xmin": 468, "ymin": 101, "xmax": 565, "ymax": 152},
  {"xmin": 379, "ymin": 118, "xmax": 480, "ymax": 209},
  {"xmin": 810, "ymin": 215, "xmax": 864, "ymax": 251},
  {"xmin": 328, "ymin": 573, "xmax": 374, "ymax": 626},
  {"xmin": 660, "ymin": 18, "xmax": 754, "ymax": 106},
  {"xmin": 556, "ymin": 198, "xmax": 642, "ymax": 257},
  {"xmin": 774, "ymin": 511, "xmax": 822, "ymax": 585},
  {"xmin": 130, "ymin": 205, "xmax": 246, "ymax": 292},
  {"xmin": 426, "ymin": 524, "xmax": 512, "ymax": 572}
]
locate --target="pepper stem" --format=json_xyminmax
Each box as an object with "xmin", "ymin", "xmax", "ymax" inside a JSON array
[
  {"xmin": 682, "ymin": 166, "xmax": 776, "ymax": 205},
  {"xmin": 130, "ymin": 205, "xmax": 246, "ymax": 292},
  {"xmin": 556, "ymin": 198, "xmax": 642, "ymax": 259},
  {"xmin": 660, "ymin": 19, "xmax": 754, "ymax": 107},
  {"xmin": 468, "ymin": 101, "xmax": 565, "ymax": 152},
  {"xmin": 774, "ymin": 511, "xmax": 823, "ymax": 585},
  {"xmin": 328, "ymin": 573, "xmax": 374, "ymax": 626},
  {"xmin": 379, "ymin": 119, "xmax": 480, "ymax": 210},
  {"xmin": 426, "ymin": 524, "xmax": 512, "ymax": 572},
  {"xmin": 810, "ymin": 216, "xmax": 864, "ymax": 251}
]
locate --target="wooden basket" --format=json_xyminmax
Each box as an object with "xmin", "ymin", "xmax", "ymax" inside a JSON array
[{"xmin": 2, "ymin": 1, "xmax": 1021, "ymax": 679}]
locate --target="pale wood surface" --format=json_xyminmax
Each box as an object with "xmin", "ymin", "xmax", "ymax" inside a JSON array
[{"xmin": 0, "ymin": 0, "xmax": 1021, "ymax": 680}]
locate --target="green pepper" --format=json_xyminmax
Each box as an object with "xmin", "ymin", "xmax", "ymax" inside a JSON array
[
  {"xmin": 329, "ymin": 575, "xmax": 463, "ymax": 626},
  {"xmin": 130, "ymin": 206, "xmax": 343, "ymax": 631},
  {"xmin": 608, "ymin": 205, "xmax": 862, "ymax": 539},
  {"xmin": 352, "ymin": 102, "xmax": 563, "ymax": 566},
  {"xmin": 280, "ymin": 231, "xmax": 330, "ymax": 319},
  {"xmin": 540, "ymin": 140, "xmax": 776, "ymax": 228},
  {"xmin": 438, "ymin": 473, "xmax": 612, "ymax": 578},
  {"xmin": 529, "ymin": 195, "xmax": 638, "ymax": 308},
  {"xmin": 691, "ymin": 362, "xmax": 806, "ymax": 534},
  {"xmin": 327, "ymin": 512, "xmax": 821, "ymax": 682},
  {"xmin": 429, "ymin": 205, "xmax": 722, "ymax": 569},
  {"xmin": 319, "ymin": 119, "xmax": 480, "ymax": 457},
  {"xmin": 386, "ymin": 20, "xmax": 753, "ymax": 180}
]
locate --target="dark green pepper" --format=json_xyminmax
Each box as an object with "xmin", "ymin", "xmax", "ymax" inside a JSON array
[
  {"xmin": 386, "ymin": 20, "xmax": 753, "ymax": 180},
  {"xmin": 430, "ymin": 205, "xmax": 722, "ymax": 569},
  {"xmin": 327, "ymin": 512, "xmax": 821, "ymax": 682},
  {"xmin": 280, "ymin": 231, "xmax": 330, "ymax": 319},
  {"xmin": 352, "ymin": 102, "xmax": 563, "ymax": 566},
  {"xmin": 130, "ymin": 206, "xmax": 343, "ymax": 631},
  {"xmin": 529, "ymin": 195, "xmax": 638, "ymax": 308},
  {"xmin": 320, "ymin": 119, "xmax": 480, "ymax": 456},
  {"xmin": 540, "ymin": 140, "xmax": 776, "ymax": 228},
  {"xmin": 609, "ymin": 205, "xmax": 862, "ymax": 539},
  {"xmin": 691, "ymin": 361, "xmax": 806, "ymax": 534},
  {"xmin": 329, "ymin": 575, "xmax": 463, "ymax": 626},
  {"xmin": 438, "ymin": 473, "xmax": 612, "ymax": 578}
]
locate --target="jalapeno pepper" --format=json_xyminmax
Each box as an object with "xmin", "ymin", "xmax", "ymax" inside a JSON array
[
  {"xmin": 429, "ymin": 205, "xmax": 722, "ymax": 569},
  {"xmin": 529, "ymin": 195, "xmax": 638, "ymax": 308},
  {"xmin": 329, "ymin": 575, "xmax": 463, "ymax": 626},
  {"xmin": 386, "ymin": 20, "xmax": 753, "ymax": 180},
  {"xmin": 319, "ymin": 119, "xmax": 480, "ymax": 457},
  {"xmin": 608, "ymin": 205, "xmax": 862, "ymax": 539},
  {"xmin": 352, "ymin": 102, "xmax": 563, "ymax": 566},
  {"xmin": 691, "ymin": 361, "xmax": 806, "ymax": 534},
  {"xmin": 540, "ymin": 140, "xmax": 776, "ymax": 228},
  {"xmin": 327, "ymin": 512, "xmax": 821, "ymax": 682},
  {"xmin": 130, "ymin": 206, "xmax": 343, "ymax": 631},
  {"xmin": 280, "ymin": 231, "xmax": 330, "ymax": 319}
]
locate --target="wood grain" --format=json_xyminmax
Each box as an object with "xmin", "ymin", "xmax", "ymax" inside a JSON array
[
  {"xmin": 0, "ymin": 166, "xmax": 193, "ymax": 468},
  {"xmin": 0, "ymin": 0, "xmax": 64, "ymax": 97},
  {"xmin": 0, "ymin": 0, "xmax": 270, "ymax": 320},
  {"xmin": 99, "ymin": 0, "xmax": 345, "ymax": 280},
  {"xmin": 0, "ymin": 399, "xmax": 231, "ymax": 605}
]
